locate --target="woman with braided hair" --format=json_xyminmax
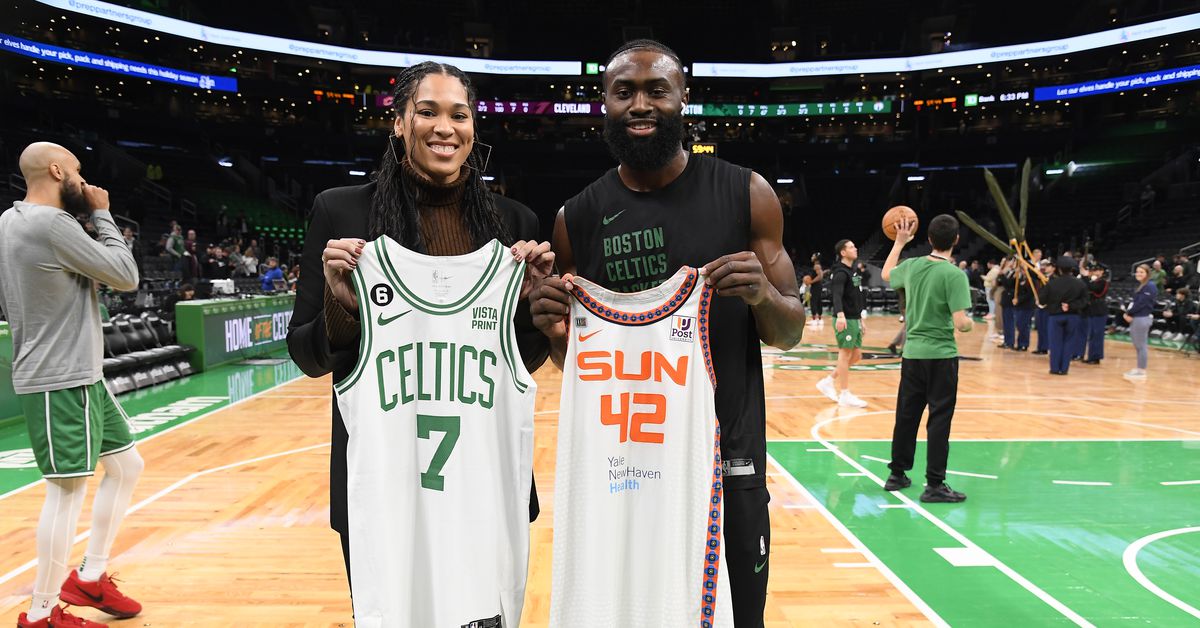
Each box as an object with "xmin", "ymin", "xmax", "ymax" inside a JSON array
[{"xmin": 287, "ymin": 61, "xmax": 552, "ymax": 594}]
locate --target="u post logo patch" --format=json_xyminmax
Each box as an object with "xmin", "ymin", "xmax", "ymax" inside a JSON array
[{"xmin": 669, "ymin": 315, "xmax": 696, "ymax": 343}]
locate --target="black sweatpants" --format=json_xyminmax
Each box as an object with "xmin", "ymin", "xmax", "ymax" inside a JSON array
[
  {"xmin": 888, "ymin": 357, "xmax": 959, "ymax": 485},
  {"xmin": 723, "ymin": 485, "xmax": 771, "ymax": 627}
]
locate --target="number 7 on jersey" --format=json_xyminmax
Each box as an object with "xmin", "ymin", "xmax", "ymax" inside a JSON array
[{"xmin": 417, "ymin": 414, "xmax": 460, "ymax": 491}]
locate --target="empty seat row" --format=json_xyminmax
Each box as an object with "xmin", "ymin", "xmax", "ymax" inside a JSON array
[{"xmin": 102, "ymin": 311, "xmax": 196, "ymax": 394}]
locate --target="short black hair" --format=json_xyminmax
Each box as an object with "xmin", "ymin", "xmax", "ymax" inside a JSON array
[
  {"xmin": 604, "ymin": 38, "xmax": 686, "ymax": 89},
  {"xmin": 928, "ymin": 214, "xmax": 959, "ymax": 251},
  {"xmin": 834, "ymin": 239, "xmax": 852, "ymax": 258}
]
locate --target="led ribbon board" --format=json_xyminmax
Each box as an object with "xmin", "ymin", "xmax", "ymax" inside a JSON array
[
  {"xmin": 693, "ymin": 13, "xmax": 1200, "ymax": 77},
  {"xmin": 686, "ymin": 101, "xmax": 892, "ymax": 116},
  {"xmin": 35, "ymin": 0, "xmax": 581, "ymax": 76},
  {"xmin": 1033, "ymin": 64, "xmax": 1200, "ymax": 101},
  {"xmin": 475, "ymin": 101, "xmax": 603, "ymax": 115},
  {"xmin": 1, "ymin": 32, "xmax": 237, "ymax": 91}
]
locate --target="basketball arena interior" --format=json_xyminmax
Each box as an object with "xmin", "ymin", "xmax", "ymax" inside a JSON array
[{"xmin": 1, "ymin": 0, "xmax": 1199, "ymax": 625}]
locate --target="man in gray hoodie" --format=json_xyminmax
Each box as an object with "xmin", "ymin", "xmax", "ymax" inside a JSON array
[{"xmin": 0, "ymin": 142, "xmax": 144, "ymax": 627}]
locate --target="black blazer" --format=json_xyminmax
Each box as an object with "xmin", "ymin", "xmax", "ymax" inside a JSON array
[{"xmin": 287, "ymin": 181, "xmax": 549, "ymax": 534}]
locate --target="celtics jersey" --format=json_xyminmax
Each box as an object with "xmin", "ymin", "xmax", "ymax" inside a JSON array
[
  {"xmin": 549, "ymin": 266, "xmax": 733, "ymax": 627},
  {"xmin": 333, "ymin": 237, "xmax": 536, "ymax": 628}
]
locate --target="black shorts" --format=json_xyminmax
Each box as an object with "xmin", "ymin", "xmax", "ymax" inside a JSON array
[{"xmin": 723, "ymin": 485, "xmax": 771, "ymax": 627}]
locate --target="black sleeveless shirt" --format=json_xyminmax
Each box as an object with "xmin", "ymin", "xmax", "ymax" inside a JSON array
[{"xmin": 564, "ymin": 155, "xmax": 765, "ymax": 490}]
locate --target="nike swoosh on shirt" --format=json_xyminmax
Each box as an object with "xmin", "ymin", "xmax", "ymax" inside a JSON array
[
  {"xmin": 602, "ymin": 210, "xmax": 626, "ymax": 225},
  {"xmin": 577, "ymin": 330, "xmax": 601, "ymax": 342},
  {"xmin": 754, "ymin": 557, "xmax": 768, "ymax": 573},
  {"xmin": 376, "ymin": 310, "xmax": 412, "ymax": 326}
]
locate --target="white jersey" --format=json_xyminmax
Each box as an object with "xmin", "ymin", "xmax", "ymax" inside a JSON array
[
  {"xmin": 550, "ymin": 266, "xmax": 733, "ymax": 627},
  {"xmin": 334, "ymin": 237, "xmax": 535, "ymax": 628}
]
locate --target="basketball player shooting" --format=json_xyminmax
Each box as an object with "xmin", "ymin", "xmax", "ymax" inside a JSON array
[
  {"xmin": 0, "ymin": 143, "xmax": 145, "ymax": 628},
  {"xmin": 528, "ymin": 39, "xmax": 807, "ymax": 627}
]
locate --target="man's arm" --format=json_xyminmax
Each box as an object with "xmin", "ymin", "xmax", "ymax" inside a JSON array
[
  {"xmin": 703, "ymin": 172, "xmax": 806, "ymax": 350},
  {"xmin": 50, "ymin": 210, "xmax": 139, "ymax": 291},
  {"xmin": 950, "ymin": 270, "xmax": 974, "ymax": 332},
  {"xmin": 528, "ymin": 206, "xmax": 575, "ymax": 370},
  {"xmin": 829, "ymin": 267, "xmax": 846, "ymax": 317}
]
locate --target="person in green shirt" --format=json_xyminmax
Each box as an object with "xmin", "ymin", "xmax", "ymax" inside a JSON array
[{"xmin": 880, "ymin": 214, "xmax": 974, "ymax": 503}]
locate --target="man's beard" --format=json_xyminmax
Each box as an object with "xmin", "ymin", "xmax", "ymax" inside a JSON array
[
  {"xmin": 61, "ymin": 179, "xmax": 90, "ymax": 215},
  {"xmin": 603, "ymin": 111, "xmax": 686, "ymax": 172}
]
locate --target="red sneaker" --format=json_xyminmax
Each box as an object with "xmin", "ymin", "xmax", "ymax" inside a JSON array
[
  {"xmin": 58, "ymin": 571, "xmax": 141, "ymax": 619},
  {"xmin": 17, "ymin": 605, "xmax": 107, "ymax": 627}
]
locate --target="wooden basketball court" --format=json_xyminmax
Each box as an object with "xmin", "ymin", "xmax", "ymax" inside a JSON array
[{"xmin": 1, "ymin": 316, "xmax": 1198, "ymax": 626}]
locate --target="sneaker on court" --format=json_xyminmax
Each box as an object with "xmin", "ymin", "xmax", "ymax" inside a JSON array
[
  {"xmin": 920, "ymin": 483, "xmax": 967, "ymax": 503},
  {"xmin": 883, "ymin": 473, "xmax": 911, "ymax": 491},
  {"xmin": 59, "ymin": 571, "xmax": 141, "ymax": 619},
  {"xmin": 1122, "ymin": 369, "xmax": 1147, "ymax": 382},
  {"xmin": 17, "ymin": 605, "xmax": 107, "ymax": 628},
  {"xmin": 815, "ymin": 376, "xmax": 838, "ymax": 402},
  {"xmin": 837, "ymin": 390, "xmax": 868, "ymax": 408}
]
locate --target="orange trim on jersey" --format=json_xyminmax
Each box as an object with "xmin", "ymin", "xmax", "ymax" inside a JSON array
[
  {"xmin": 698, "ymin": 423, "xmax": 724, "ymax": 627},
  {"xmin": 572, "ymin": 268, "xmax": 700, "ymax": 327},
  {"xmin": 698, "ymin": 283, "xmax": 716, "ymax": 389}
]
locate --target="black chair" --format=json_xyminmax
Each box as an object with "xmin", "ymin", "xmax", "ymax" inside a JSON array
[{"xmin": 102, "ymin": 323, "xmax": 140, "ymax": 373}]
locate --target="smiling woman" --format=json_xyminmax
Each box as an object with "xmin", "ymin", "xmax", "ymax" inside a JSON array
[{"xmin": 285, "ymin": 60, "xmax": 552, "ymax": 607}]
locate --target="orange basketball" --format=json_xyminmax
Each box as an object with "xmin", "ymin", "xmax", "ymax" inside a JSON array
[{"xmin": 882, "ymin": 205, "xmax": 918, "ymax": 241}]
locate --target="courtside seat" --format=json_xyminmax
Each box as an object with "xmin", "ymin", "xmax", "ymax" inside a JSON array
[
  {"xmin": 139, "ymin": 311, "xmax": 193, "ymax": 357},
  {"xmin": 102, "ymin": 323, "xmax": 141, "ymax": 373}
]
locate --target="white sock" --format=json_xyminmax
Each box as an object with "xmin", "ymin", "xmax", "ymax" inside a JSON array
[
  {"xmin": 31, "ymin": 477, "xmax": 88, "ymax": 620},
  {"xmin": 78, "ymin": 554, "xmax": 107, "ymax": 582},
  {"xmin": 82, "ymin": 447, "xmax": 144, "ymax": 581},
  {"xmin": 27, "ymin": 593, "xmax": 58, "ymax": 622}
]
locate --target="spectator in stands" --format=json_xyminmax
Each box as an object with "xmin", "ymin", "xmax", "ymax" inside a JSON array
[
  {"xmin": 182, "ymin": 232, "xmax": 200, "ymax": 281},
  {"xmin": 260, "ymin": 256, "xmax": 284, "ymax": 291},
  {"xmin": 1165, "ymin": 265, "xmax": 1188, "ymax": 295},
  {"xmin": 1174, "ymin": 253, "xmax": 1195, "ymax": 286},
  {"xmin": 122, "ymin": 227, "xmax": 135, "ymax": 252},
  {"xmin": 1149, "ymin": 259, "xmax": 1167, "ymax": 291},
  {"xmin": 204, "ymin": 246, "xmax": 231, "ymax": 279},
  {"xmin": 1082, "ymin": 263, "xmax": 1109, "ymax": 364},
  {"xmin": 227, "ymin": 245, "xmax": 244, "ymax": 276},
  {"xmin": 1163, "ymin": 287, "xmax": 1197, "ymax": 341},
  {"xmin": 982, "ymin": 259, "xmax": 1000, "ymax": 320},
  {"xmin": 1123, "ymin": 264, "xmax": 1157, "ymax": 382},
  {"xmin": 287, "ymin": 265, "xmax": 299, "ymax": 292},
  {"xmin": 239, "ymin": 246, "xmax": 259, "ymax": 277}
]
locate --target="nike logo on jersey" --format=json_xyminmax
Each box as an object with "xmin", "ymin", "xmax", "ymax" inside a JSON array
[
  {"xmin": 602, "ymin": 210, "xmax": 626, "ymax": 225},
  {"xmin": 754, "ymin": 557, "xmax": 768, "ymax": 573},
  {"xmin": 377, "ymin": 310, "xmax": 412, "ymax": 326},
  {"xmin": 577, "ymin": 330, "xmax": 601, "ymax": 342}
]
